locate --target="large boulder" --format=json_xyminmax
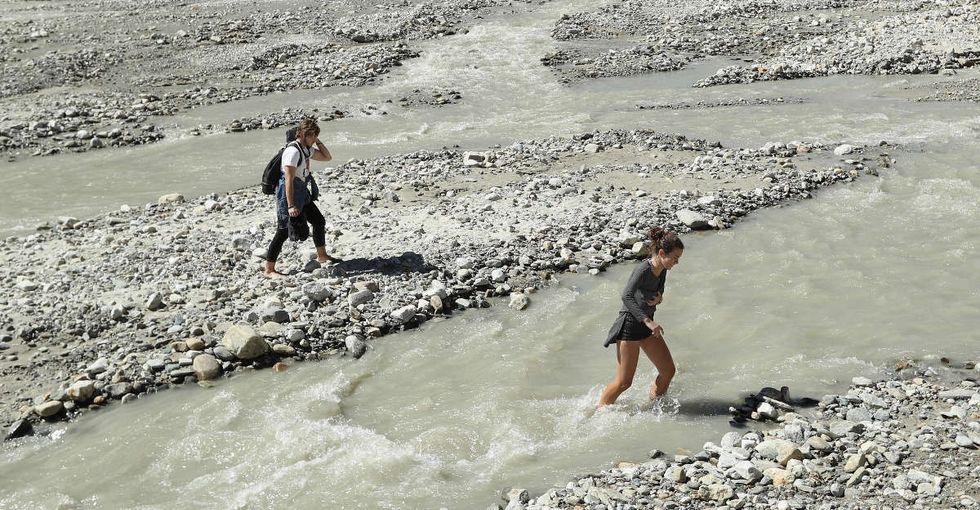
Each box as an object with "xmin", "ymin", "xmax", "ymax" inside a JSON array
[
  {"xmin": 390, "ymin": 305, "xmax": 417, "ymax": 324},
  {"xmin": 222, "ymin": 325, "xmax": 269, "ymax": 360},
  {"xmin": 67, "ymin": 380, "xmax": 97, "ymax": 402},
  {"xmin": 35, "ymin": 401, "xmax": 64, "ymax": 418},
  {"xmin": 193, "ymin": 354, "xmax": 222, "ymax": 380},
  {"xmin": 676, "ymin": 209, "xmax": 710, "ymax": 230}
]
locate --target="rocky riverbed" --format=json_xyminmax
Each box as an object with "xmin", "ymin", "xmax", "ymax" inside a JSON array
[
  {"xmin": 0, "ymin": 0, "xmax": 522, "ymax": 160},
  {"xmin": 635, "ymin": 97, "xmax": 807, "ymax": 111},
  {"xmin": 0, "ymin": 127, "xmax": 890, "ymax": 441},
  {"xmin": 500, "ymin": 364, "xmax": 980, "ymax": 510},
  {"xmin": 913, "ymin": 75, "xmax": 980, "ymax": 103},
  {"xmin": 546, "ymin": 0, "xmax": 980, "ymax": 88}
]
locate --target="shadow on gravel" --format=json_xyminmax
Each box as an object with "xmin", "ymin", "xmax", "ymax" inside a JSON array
[{"xmin": 335, "ymin": 251, "xmax": 436, "ymax": 276}]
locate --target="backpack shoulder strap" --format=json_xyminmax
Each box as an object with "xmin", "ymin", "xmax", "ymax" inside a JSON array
[
  {"xmin": 296, "ymin": 141, "xmax": 311, "ymax": 171},
  {"xmin": 283, "ymin": 141, "xmax": 306, "ymax": 165}
]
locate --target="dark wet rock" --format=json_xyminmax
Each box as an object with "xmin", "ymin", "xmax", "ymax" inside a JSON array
[
  {"xmin": 4, "ymin": 419, "xmax": 32, "ymax": 441},
  {"xmin": 345, "ymin": 335, "xmax": 367, "ymax": 359}
]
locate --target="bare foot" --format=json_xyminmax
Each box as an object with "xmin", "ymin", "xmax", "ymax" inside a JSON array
[{"xmin": 263, "ymin": 269, "xmax": 285, "ymax": 279}]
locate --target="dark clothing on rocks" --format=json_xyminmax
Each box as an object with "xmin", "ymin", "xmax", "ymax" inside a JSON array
[{"xmin": 604, "ymin": 259, "xmax": 668, "ymax": 347}]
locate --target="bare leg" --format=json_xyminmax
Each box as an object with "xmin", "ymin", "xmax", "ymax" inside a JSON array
[
  {"xmin": 640, "ymin": 335, "xmax": 675, "ymax": 399},
  {"xmin": 598, "ymin": 341, "xmax": 640, "ymax": 407}
]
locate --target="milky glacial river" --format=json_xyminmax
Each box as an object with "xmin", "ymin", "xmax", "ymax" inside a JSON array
[{"xmin": 1, "ymin": 0, "xmax": 979, "ymax": 508}]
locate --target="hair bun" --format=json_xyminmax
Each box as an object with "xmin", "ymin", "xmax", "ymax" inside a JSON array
[{"xmin": 648, "ymin": 226, "xmax": 683, "ymax": 254}]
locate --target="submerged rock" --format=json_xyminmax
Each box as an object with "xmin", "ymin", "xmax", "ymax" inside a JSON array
[{"xmin": 508, "ymin": 293, "xmax": 529, "ymax": 310}]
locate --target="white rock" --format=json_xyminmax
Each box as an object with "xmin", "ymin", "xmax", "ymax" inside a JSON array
[
  {"xmin": 353, "ymin": 281, "xmax": 381, "ymax": 292},
  {"xmin": 757, "ymin": 402, "xmax": 778, "ymax": 419},
  {"xmin": 852, "ymin": 376, "xmax": 873, "ymax": 387},
  {"xmin": 15, "ymin": 281, "xmax": 38, "ymax": 291},
  {"xmin": 86, "ymin": 358, "xmax": 108, "ymax": 375},
  {"xmin": 146, "ymin": 292, "xmax": 164, "ymax": 311},
  {"xmin": 509, "ymin": 293, "xmax": 529, "ymax": 310},
  {"xmin": 491, "ymin": 268, "xmax": 506, "ymax": 282},
  {"xmin": 157, "ymin": 193, "xmax": 185, "ymax": 204},
  {"xmin": 955, "ymin": 434, "xmax": 974, "ymax": 448},
  {"xmin": 390, "ymin": 305, "xmax": 417, "ymax": 324},
  {"xmin": 423, "ymin": 282, "xmax": 448, "ymax": 300},
  {"xmin": 732, "ymin": 461, "xmax": 762, "ymax": 481}
]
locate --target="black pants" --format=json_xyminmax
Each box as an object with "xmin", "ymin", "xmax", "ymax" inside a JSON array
[{"xmin": 267, "ymin": 202, "xmax": 326, "ymax": 262}]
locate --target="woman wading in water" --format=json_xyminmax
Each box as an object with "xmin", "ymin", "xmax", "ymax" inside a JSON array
[
  {"xmin": 264, "ymin": 119, "xmax": 338, "ymax": 278},
  {"xmin": 598, "ymin": 227, "xmax": 684, "ymax": 407}
]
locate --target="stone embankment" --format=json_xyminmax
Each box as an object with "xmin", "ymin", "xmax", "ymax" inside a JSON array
[
  {"xmin": 497, "ymin": 367, "xmax": 980, "ymax": 510},
  {"xmin": 1, "ymin": 128, "xmax": 889, "ymax": 441}
]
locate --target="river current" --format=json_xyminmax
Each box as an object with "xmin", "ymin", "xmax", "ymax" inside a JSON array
[{"xmin": 1, "ymin": 1, "xmax": 979, "ymax": 508}]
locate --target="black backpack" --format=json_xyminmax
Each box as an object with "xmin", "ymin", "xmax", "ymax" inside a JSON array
[{"xmin": 260, "ymin": 127, "xmax": 302, "ymax": 195}]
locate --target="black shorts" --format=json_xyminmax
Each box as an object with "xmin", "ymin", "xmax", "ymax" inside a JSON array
[{"xmin": 603, "ymin": 313, "xmax": 653, "ymax": 347}]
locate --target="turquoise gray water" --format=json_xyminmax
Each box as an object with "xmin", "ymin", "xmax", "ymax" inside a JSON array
[{"xmin": 2, "ymin": 1, "xmax": 979, "ymax": 509}]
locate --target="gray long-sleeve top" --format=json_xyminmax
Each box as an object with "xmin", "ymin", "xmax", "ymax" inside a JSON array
[{"xmin": 618, "ymin": 259, "xmax": 667, "ymax": 322}]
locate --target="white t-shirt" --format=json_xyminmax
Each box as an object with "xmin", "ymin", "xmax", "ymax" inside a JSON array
[{"xmin": 281, "ymin": 143, "xmax": 318, "ymax": 180}]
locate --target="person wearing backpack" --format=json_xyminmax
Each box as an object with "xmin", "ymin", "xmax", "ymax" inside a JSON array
[{"xmin": 264, "ymin": 118, "xmax": 338, "ymax": 278}]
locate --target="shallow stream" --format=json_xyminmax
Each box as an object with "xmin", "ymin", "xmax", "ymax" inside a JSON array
[{"xmin": 1, "ymin": 0, "xmax": 979, "ymax": 508}]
